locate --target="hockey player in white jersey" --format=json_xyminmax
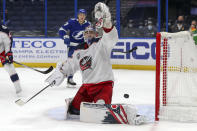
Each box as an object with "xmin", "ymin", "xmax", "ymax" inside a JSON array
[
  {"xmin": 0, "ymin": 24, "xmax": 22, "ymax": 94},
  {"xmin": 46, "ymin": 2, "xmax": 146, "ymax": 125}
]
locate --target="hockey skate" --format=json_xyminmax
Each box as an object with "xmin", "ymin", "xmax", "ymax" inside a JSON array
[{"xmin": 67, "ymin": 77, "xmax": 77, "ymax": 88}]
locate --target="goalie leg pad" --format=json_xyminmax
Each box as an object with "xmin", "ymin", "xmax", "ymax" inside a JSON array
[
  {"xmin": 80, "ymin": 103, "xmax": 146, "ymax": 125},
  {"xmin": 80, "ymin": 102, "xmax": 129, "ymax": 124}
]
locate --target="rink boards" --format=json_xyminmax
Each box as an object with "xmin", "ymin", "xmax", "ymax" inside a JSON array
[{"xmin": 1, "ymin": 37, "xmax": 156, "ymax": 70}]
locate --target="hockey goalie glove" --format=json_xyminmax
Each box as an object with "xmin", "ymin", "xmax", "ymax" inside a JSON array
[
  {"xmin": 45, "ymin": 69, "xmax": 64, "ymax": 86},
  {"xmin": 45, "ymin": 61, "xmax": 68, "ymax": 86},
  {"xmin": 45, "ymin": 60, "xmax": 76, "ymax": 86},
  {"xmin": 94, "ymin": 2, "xmax": 112, "ymax": 28}
]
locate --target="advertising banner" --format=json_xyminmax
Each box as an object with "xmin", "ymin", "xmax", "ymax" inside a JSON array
[
  {"xmin": 11, "ymin": 38, "xmax": 156, "ymax": 69},
  {"xmin": 12, "ymin": 38, "xmax": 67, "ymax": 63},
  {"xmin": 111, "ymin": 38, "xmax": 156, "ymax": 66}
]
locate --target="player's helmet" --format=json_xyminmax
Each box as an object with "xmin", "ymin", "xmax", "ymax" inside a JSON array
[{"xmin": 78, "ymin": 9, "xmax": 87, "ymax": 16}]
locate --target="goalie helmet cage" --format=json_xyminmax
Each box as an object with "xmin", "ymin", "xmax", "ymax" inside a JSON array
[{"xmin": 155, "ymin": 31, "xmax": 197, "ymax": 122}]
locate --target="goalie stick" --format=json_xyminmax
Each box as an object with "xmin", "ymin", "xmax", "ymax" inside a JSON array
[
  {"xmin": 15, "ymin": 81, "xmax": 55, "ymax": 106},
  {"xmin": 13, "ymin": 61, "xmax": 53, "ymax": 74},
  {"xmin": 112, "ymin": 46, "xmax": 137, "ymax": 53}
]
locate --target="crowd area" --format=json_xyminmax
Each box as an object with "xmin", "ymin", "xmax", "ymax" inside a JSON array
[
  {"xmin": 120, "ymin": 15, "xmax": 197, "ymax": 38},
  {"xmin": 0, "ymin": 0, "xmax": 197, "ymax": 38}
]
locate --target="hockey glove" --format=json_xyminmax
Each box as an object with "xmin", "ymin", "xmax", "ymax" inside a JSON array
[
  {"xmin": 94, "ymin": 2, "xmax": 112, "ymax": 28},
  {"xmin": 5, "ymin": 51, "xmax": 13, "ymax": 64},
  {"xmin": 63, "ymin": 35, "xmax": 70, "ymax": 46},
  {"xmin": 45, "ymin": 69, "xmax": 64, "ymax": 86}
]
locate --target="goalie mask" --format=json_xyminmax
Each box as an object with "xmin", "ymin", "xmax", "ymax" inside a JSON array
[{"xmin": 84, "ymin": 26, "xmax": 99, "ymax": 45}]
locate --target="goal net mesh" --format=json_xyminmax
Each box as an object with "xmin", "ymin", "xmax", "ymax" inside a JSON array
[{"xmin": 156, "ymin": 31, "xmax": 197, "ymax": 122}]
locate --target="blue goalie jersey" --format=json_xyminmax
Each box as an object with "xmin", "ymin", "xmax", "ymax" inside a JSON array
[{"xmin": 59, "ymin": 18, "xmax": 91, "ymax": 45}]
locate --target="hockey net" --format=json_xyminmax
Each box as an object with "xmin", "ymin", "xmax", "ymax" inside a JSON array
[{"xmin": 155, "ymin": 31, "xmax": 197, "ymax": 122}]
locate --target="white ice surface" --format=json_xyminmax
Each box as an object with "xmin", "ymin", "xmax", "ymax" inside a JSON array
[{"xmin": 0, "ymin": 68, "xmax": 197, "ymax": 131}]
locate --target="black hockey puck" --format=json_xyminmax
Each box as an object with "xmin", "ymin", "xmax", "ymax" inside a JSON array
[{"xmin": 124, "ymin": 94, "xmax": 129, "ymax": 98}]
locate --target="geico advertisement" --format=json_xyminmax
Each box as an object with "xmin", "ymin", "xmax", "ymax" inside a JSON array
[
  {"xmin": 111, "ymin": 39, "xmax": 156, "ymax": 65},
  {"xmin": 12, "ymin": 38, "xmax": 67, "ymax": 63}
]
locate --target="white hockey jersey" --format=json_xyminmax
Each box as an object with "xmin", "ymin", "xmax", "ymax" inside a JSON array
[
  {"xmin": 61, "ymin": 27, "xmax": 118, "ymax": 84},
  {"xmin": 0, "ymin": 31, "xmax": 11, "ymax": 54}
]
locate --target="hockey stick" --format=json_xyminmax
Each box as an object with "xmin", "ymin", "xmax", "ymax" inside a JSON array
[
  {"xmin": 112, "ymin": 46, "xmax": 137, "ymax": 53},
  {"xmin": 15, "ymin": 81, "xmax": 55, "ymax": 106},
  {"xmin": 13, "ymin": 61, "xmax": 53, "ymax": 74}
]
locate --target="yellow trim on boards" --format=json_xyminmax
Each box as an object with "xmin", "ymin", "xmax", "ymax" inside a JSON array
[
  {"xmin": 112, "ymin": 64, "xmax": 156, "ymax": 70},
  {"xmin": 0, "ymin": 63, "xmax": 56, "ymax": 68},
  {"xmin": 0, "ymin": 63, "xmax": 156, "ymax": 70}
]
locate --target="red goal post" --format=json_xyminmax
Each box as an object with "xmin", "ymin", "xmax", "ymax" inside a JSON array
[{"xmin": 155, "ymin": 31, "xmax": 197, "ymax": 122}]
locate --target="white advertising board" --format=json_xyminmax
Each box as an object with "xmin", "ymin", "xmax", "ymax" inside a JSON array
[
  {"xmin": 11, "ymin": 38, "xmax": 156, "ymax": 67},
  {"xmin": 111, "ymin": 38, "xmax": 156, "ymax": 66},
  {"xmin": 12, "ymin": 38, "xmax": 67, "ymax": 63}
]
